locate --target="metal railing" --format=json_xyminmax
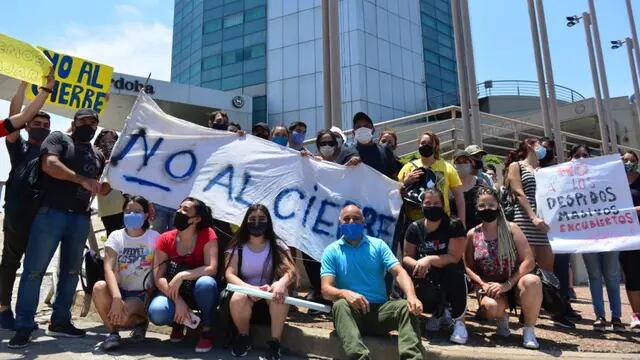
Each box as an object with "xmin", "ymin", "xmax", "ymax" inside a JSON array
[
  {"xmin": 476, "ymin": 80, "xmax": 586, "ymax": 104},
  {"xmin": 305, "ymin": 105, "xmax": 639, "ymax": 159}
]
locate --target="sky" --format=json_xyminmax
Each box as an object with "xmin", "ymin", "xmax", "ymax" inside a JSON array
[{"xmin": 0, "ymin": 0, "xmax": 639, "ymax": 183}]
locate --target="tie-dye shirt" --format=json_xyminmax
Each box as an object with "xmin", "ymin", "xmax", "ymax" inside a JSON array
[{"xmin": 105, "ymin": 228, "xmax": 159, "ymax": 291}]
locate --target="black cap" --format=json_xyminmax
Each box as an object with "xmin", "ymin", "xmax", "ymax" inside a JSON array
[
  {"xmin": 74, "ymin": 108, "xmax": 99, "ymax": 122},
  {"xmin": 352, "ymin": 112, "xmax": 373, "ymax": 127},
  {"xmin": 252, "ymin": 122, "xmax": 269, "ymax": 132}
]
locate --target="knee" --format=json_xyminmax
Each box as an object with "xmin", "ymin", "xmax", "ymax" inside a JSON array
[
  {"xmin": 92, "ymin": 281, "xmax": 108, "ymax": 296},
  {"xmin": 480, "ymin": 298, "xmax": 501, "ymax": 319},
  {"xmin": 195, "ymin": 276, "xmax": 218, "ymax": 294},
  {"xmin": 147, "ymin": 296, "xmax": 173, "ymax": 325},
  {"xmin": 230, "ymin": 292, "xmax": 250, "ymax": 310},
  {"xmin": 519, "ymin": 274, "xmax": 542, "ymax": 291},
  {"xmin": 331, "ymin": 299, "xmax": 351, "ymax": 316}
]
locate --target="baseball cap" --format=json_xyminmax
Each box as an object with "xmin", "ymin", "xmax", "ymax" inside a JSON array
[
  {"xmin": 465, "ymin": 144, "xmax": 487, "ymax": 156},
  {"xmin": 252, "ymin": 122, "xmax": 269, "ymax": 132},
  {"xmin": 74, "ymin": 108, "xmax": 99, "ymax": 122},
  {"xmin": 330, "ymin": 126, "xmax": 347, "ymax": 144},
  {"xmin": 453, "ymin": 149, "xmax": 472, "ymax": 162},
  {"xmin": 352, "ymin": 112, "xmax": 373, "ymax": 128}
]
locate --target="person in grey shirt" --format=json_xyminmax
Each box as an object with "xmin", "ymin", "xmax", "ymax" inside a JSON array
[{"xmin": 465, "ymin": 144, "xmax": 494, "ymax": 188}]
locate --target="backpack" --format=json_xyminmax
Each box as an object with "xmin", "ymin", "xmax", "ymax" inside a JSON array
[
  {"xmin": 403, "ymin": 160, "xmax": 438, "ymax": 208},
  {"xmin": 500, "ymin": 163, "xmax": 523, "ymax": 221},
  {"xmin": 80, "ymin": 248, "xmax": 104, "ymax": 295},
  {"xmin": 534, "ymin": 266, "xmax": 567, "ymax": 316}
]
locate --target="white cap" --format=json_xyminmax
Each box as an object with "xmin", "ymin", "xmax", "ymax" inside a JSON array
[{"xmin": 330, "ymin": 126, "xmax": 347, "ymax": 144}]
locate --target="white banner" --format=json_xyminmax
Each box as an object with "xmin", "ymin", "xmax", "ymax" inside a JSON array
[
  {"xmin": 535, "ymin": 154, "xmax": 640, "ymax": 253},
  {"xmin": 106, "ymin": 92, "xmax": 402, "ymax": 260}
]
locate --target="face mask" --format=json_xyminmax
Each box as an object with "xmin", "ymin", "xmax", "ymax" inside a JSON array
[
  {"xmin": 72, "ymin": 124, "xmax": 96, "ymax": 143},
  {"xmin": 291, "ymin": 131, "xmax": 306, "ymax": 145},
  {"xmin": 476, "ymin": 209, "xmax": 499, "ymax": 223},
  {"xmin": 248, "ymin": 222, "xmax": 268, "ymax": 236},
  {"xmin": 422, "ymin": 206, "xmax": 444, "ymax": 221},
  {"xmin": 474, "ymin": 159, "xmax": 484, "ymax": 170},
  {"xmin": 534, "ymin": 146, "xmax": 547, "ymax": 160},
  {"xmin": 455, "ymin": 163, "xmax": 472, "ymax": 176},
  {"xmin": 419, "ymin": 144, "xmax": 434, "ymax": 158},
  {"xmin": 29, "ymin": 127, "xmax": 50, "ymax": 143},
  {"xmin": 354, "ymin": 127, "xmax": 373, "ymax": 144},
  {"xmin": 340, "ymin": 223, "xmax": 365, "ymax": 241},
  {"xmin": 272, "ymin": 135, "xmax": 288, "ymax": 146},
  {"xmin": 124, "ymin": 212, "xmax": 146, "ymax": 230},
  {"xmin": 624, "ymin": 162, "xmax": 637, "ymax": 173},
  {"xmin": 211, "ymin": 122, "xmax": 228, "ymax": 131},
  {"xmin": 319, "ymin": 145, "xmax": 336, "ymax": 158},
  {"xmin": 174, "ymin": 212, "xmax": 193, "ymax": 231}
]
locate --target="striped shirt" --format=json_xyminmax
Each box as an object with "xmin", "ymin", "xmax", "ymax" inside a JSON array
[{"xmin": 513, "ymin": 162, "xmax": 549, "ymax": 246}]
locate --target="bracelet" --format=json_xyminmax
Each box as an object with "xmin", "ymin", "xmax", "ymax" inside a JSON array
[{"xmin": 39, "ymin": 86, "xmax": 53, "ymax": 94}]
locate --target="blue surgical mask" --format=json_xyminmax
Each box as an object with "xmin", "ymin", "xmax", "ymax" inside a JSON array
[
  {"xmin": 340, "ymin": 223, "xmax": 365, "ymax": 241},
  {"xmin": 534, "ymin": 146, "xmax": 548, "ymax": 160},
  {"xmin": 291, "ymin": 131, "xmax": 306, "ymax": 145},
  {"xmin": 124, "ymin": 212, "xmax": 145, "ymax": 230},
  {"xmin": 272, "ymin": 135, "xmax": 288, "ymax": 146}
]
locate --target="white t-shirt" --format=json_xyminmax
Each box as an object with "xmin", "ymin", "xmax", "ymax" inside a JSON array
[{"xmin": 105, "ymin": 228, "xmax": 159, "ymax": 291}]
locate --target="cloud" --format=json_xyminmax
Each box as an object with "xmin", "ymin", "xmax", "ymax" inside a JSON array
[
  {"xmin": 116, "ymin": 4, "xmax": 140, "ymax": 15},
  {"xmin": 48, "ymin": 22, "xmax": 173, "ymax": 81}
]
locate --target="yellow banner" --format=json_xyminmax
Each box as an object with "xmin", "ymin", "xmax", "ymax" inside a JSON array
[
  {"xmin": 0, "ymin": 33, "xmax": 52, "ymax": 85},
  {"xmin": 26, "ymin": 47, "xmax": 113, "ymax": 115}
]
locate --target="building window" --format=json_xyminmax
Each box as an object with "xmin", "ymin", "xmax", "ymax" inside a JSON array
[
  {"xmin": 245, "ymin": 6, "xmax": 266, "ymax": 22},
  {"xmin": 245, "ymin": 43, "xmax": 265, "ymax": 59},
  {"xmin": 204, "ymin": 19, "xmax": 222, "ymax": 33},
  {"xmin": 224, "ymin": 12, "xmax": 244, "ymax": 28},
  {"xmin": 223, "ymin": 49, "xmax": 244, "ymax": 65},
  {"xmin": 202, "ymin": 55, "xmax": 222, "ymax": 70}
]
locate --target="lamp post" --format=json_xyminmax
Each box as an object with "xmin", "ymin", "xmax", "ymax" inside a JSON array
[
  {"xmin": 451, "ymin": 0, "xmax": 472, "ymax": 145},
  {"xmin": 612, "ymin": 38, "xmax": 640, "ymax": 133},
  {"xmin": 459, "ymin": 0, "xmax": 482, "ymax": 144},
  {"xmin": 526, "ymin": 0, "xmax": 552, "ymax": 138},
  {"xmin": 567, "ymin": 13, "xmax": 610, "ymax": 154}
]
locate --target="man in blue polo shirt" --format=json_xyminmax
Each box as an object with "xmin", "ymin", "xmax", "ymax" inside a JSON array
[{"xmin": 321, "ymin": 204, "xmax": 423, "ymax": 360}]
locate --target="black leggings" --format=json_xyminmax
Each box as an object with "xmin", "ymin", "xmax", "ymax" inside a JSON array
[
  {"xmin": 620, "ymin": 250, "xmax": 640, "ymax": 291},
  {"xmin": 414, "ymin": 264, "xmax": 467, "ymax": 319}
]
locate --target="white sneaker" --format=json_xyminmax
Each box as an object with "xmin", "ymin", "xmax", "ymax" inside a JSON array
[
  {"xmin": 522, "ymin": 326, "xmax": 539, "ymax": 349},
  {"xmin": 496, "ymin": 313, "xmax": 511, "ymax": 337},
  {"xmin": 630, "ymin": 314, "xmax": 640, "ymax": 330},
  {"xmin": 424, "ymin": 315, "xmax": 441, "ymax": 332},
  {"xmin": 449, "ymin": 319, "xmax": 468, "ymax": 345}
]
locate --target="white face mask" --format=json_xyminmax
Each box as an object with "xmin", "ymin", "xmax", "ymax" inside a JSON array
[
  {"xmin": 354, "ymin": 127, "xmax": 373, "ymax": 144},
  {"xmin": 319, "ymin": 145, "xmax": 336, "ymax": 158}
]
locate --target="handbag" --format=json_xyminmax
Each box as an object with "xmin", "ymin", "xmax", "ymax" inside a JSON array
[
  {"xmin": 533, "ymin": 265, "xmax": 567, "ymax": 316},
  {"xmin": 500, "ymin": 163, "xmax": 523, "ymax": 221},
  {"xmin": 165, "ymin": 259, "xmax": 198, "ymax": 309},
  {"xmin": 80, "ymin": 248, "xmax": 104, "ymax": 295},
  {"xmin": 403, "ymin": 161, "xmax": 438, "ymax": 208}
]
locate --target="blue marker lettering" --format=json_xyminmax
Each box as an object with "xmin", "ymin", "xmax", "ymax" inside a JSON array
[
  {"xmin": 312, "ymin": 199, "xmax": 339, "ymax": 236},
  {"xmin": 234, "ymin": 170, "xmax": 254, "ymax": 207},
  {"xmin": 165, "ymin": 150, "xmax": 196, "ymax": 180},
  {"xmin": 273, "ymin": 188, "xmax": 304, "ymax": 220},
  {"xmin": 203, "ymin": 165, "xmax": 234, "ymax": 201}
]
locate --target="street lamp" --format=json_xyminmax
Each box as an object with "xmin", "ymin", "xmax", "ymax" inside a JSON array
[
  {"xmin": 566, "ymin": 12, "xmax": 610, "ymax": 154},
  {"xmin": 611, "ymin": 37, "xmax": 640, "ymax": 134}
]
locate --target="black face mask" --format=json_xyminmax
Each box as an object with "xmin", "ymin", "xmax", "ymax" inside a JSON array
[
  {"xmin": 422, "ymin": 206, "xmax": 444, "ymax": 221},
  {"xmin": 174, "ymin": 212, "xmax": 193, "ymax": 231},
  {"xmin": 474, "ymin": 159, "xmax": 484, "ymax": 170},
  {"xmin": 477, "ymin": 209, "xmax": 499, "ymax": 223},
  {"xmin": 248, "ymin": 222, "xmax": 268, "ymax": 236},
  {"xmin": 419, "ymin": 144, "xmax": 434, "ymax": 158},
  {"xmin": 29, "ymin": 128, "xmax": 50, "ymax": 143},
  {"xmin": 211, "ymin": 123, "xmax": 228, "ymax": 131},
  {"xmin": 72, "ymin": 125, "xmax": 96, "ymax": 143}
]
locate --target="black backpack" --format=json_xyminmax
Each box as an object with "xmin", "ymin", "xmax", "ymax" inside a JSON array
[
  {"xmin": 534, "ymin": 266, "xmax": 567, "ymax": 316},
  {"xmin": 80, "ymin": 248, "xmax": 104, "ymax": 295}
]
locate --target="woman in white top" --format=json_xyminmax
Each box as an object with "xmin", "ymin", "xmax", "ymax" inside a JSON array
[
  {"xmin": 225, "ymin": 204, "xmax": 297, "ymax": 360},
  {"xmin": 92, "ymin": 196, "xmax": 159, "ymax": 351}
]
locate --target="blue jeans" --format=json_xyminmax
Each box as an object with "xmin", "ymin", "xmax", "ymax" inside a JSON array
[
  {"xmin": 151, "ymin": 204, "xmax": 175, "ymax": 233},
  {"xmin": 15, "ymin": 207, "xmax": 90, "ymax": 330},
  {"xmin": 148, "ymin": 276, "xmax": 218, "ymax": 327},
  {"xmin": 582, "ymin": 252, "xmax": 622, "ymax": 319}
]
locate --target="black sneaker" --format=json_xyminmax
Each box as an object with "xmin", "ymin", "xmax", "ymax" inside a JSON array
[
  {"xmin": 8, "ymin": 329, "xmax": 33, "ymax": 349},
  {"xmin": 550, "ymin": 314, "xmax": 576, "ymax": 329},
  {"xmin": 45, "ymin": 322, "xmax": 86, "ymax": 338},
  {"xmin": 231, "ymin": 334, "xmax": 252, "ymax": 357},
  {"xmin": 259, "ymin": 339, "xmax": 281, "ymax": 360},
  {"xmin": 568, "ymin": 288, "xmax": 578, "ymax": 302},
  {"xmin": 593, "ymin": 317, "xmax": 607, "ymax": 332},
  {"xmin": 566, "ymin": 304, "xmax": 582, "ymax": 321}
]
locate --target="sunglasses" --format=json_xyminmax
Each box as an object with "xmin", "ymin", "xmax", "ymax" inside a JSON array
[{"xmin": 319, "ymin": 141, "xmax": 337, "ymax": 147}]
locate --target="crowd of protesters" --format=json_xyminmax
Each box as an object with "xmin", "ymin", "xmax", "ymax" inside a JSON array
[{"xmin": 1, "ymin": 78, "xmax": 639, "ymax": 360}]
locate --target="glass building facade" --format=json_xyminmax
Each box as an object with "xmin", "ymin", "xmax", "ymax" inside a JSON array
[{"xmin": 171, "ymin": 0, "xmax": 456, "ymax": 129}]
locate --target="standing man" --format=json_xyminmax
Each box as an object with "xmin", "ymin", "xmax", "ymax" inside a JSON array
[
  {"xmin": 0, "ymin": 81, "xmax": 52, "ymax": 329},
  {"xmin": 288, "ymin": 121, "xmax": 308, "ymax": 152},
  {"xmin": 464, "ymin": 145, "xmax": 494, "ymax": 188},
  {"xmin": 341, "ymin": 112, "xmax": 399, "ymax": 180},
  {"xmin": 10, "ymin": 109, "xmax": 109, "ymax": 348},
  {"xmin": 321, "ymin": 205, "xmax": 424, "ymax": 360}
]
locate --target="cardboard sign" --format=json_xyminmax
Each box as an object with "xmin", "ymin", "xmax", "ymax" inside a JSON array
[{"xmin": 0, "ymin": 33, "xmax": 51, "ymax": 85}]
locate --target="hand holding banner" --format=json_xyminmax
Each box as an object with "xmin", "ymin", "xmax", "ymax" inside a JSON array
[
  {"xmin": 535, "ymin": 154, "xmax": 640, "ymax": 253},
  {"xmin": 0, "ymin": 33, "xmax": 52, "ymax": 85}
]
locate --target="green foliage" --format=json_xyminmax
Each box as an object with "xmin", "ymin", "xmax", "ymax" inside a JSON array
[{"xmin": 483, "ymin": 154, "xmax": 504, "ymax": 166}]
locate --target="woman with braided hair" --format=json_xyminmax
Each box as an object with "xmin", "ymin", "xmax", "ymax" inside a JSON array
[{"xmin": 464, "ymin": 187, "xmax": 542, "ymax": 349}]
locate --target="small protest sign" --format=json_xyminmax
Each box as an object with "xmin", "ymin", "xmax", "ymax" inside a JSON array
[
  {"xmin": 0, "ymin": 33, "xmax": 51, "ymax": 85},
  {"xmin": 536, "ymin": 154, "xmax": 640, "ymax": 253}
]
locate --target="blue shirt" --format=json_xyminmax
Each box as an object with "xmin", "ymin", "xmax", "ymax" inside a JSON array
[{"xmin": 320, "ymin": 235, "xmax": 399, "ymax": 304}]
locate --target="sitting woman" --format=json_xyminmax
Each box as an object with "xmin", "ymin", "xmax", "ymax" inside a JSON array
[
  {"xmin": 402, "ymin": 188, "xmax": 468, "ymax": 345},
  {"xmin": 92, "ymin": 196, "xmax": 159, "ymax": 350},
  {"xmin": 147, "ymin": 197, "xmax": 219, "ymax": 353},
  {"xmin": 464, "ymin": 187, "xmax": 542, "ymax": 349},
  {"xmin": 225, "ymin": 204, "xmax": 297, "ymax": 360}
]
